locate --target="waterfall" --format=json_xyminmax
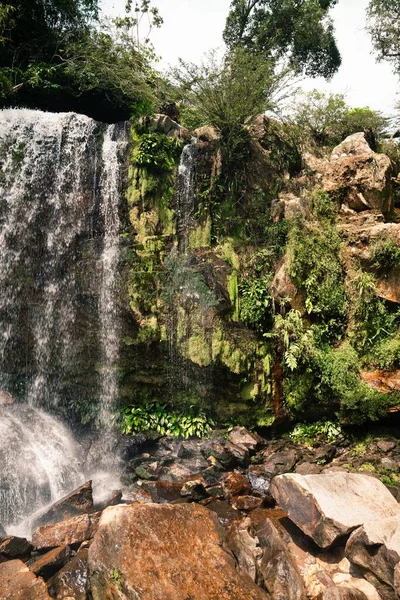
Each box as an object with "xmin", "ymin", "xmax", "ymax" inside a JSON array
[
  {"xmin": 0, "ymin": 405, "xmax": 84, "ymax": 536},
  {"xmin": 176, "ymin": 139, "xmax": 198, "ymax": 252},
  {"xmin": 0, "ymin": 109, "xmax": 128, "ymax": 532}
]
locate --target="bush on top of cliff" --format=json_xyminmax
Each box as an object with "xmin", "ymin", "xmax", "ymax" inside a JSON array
[
  {"xmin": 0, "ymin": 0, "xmax": 161, "ymax": 121},
  {"xmin": 289, "ymin": 89, "xmax": 388, "ymax": 148}
]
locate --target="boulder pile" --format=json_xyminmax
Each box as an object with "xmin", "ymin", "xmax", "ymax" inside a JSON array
[{"xmin": 0, "ymin": 426, "xmax": 399, "ymax": 599}]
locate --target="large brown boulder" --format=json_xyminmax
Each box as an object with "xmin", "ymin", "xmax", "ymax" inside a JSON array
[
  {"xmin": 48, "ymin": 547, "xmax": 89, "ymax": 600},
  {"xmin": 322, "ymin": 588, "xmax": 368, "ymax": 600},
  {"xmin": 270, "ymin": 473, "xmax": 400, "ymax": 548},
  {"xmin": 32, "ymin": 481, "xmax": 94, "ymax": 529},
  {"xmin": 32, "ymin": 512, "xmax": 100, "ymax": 550},
  {"xmin": 0, "ymin": 559, "xmax": 51, "ymax": 600},
  {"xmin": 28, "ymin": 546, "xmax": 71, "ymax": 579},
  {"xmin": 323, "ymin": 133, "xmax": 392, "ymax": 214},
  {"xmin": 345, "ymin": 515, "xmax": 400, "ymax": 598},
  {"xmin": 88, "ymin": 503, "xmax": 270, "ymax": 600}
]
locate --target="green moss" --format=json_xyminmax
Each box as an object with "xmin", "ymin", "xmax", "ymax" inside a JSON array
[
  {"xmin": 189, "ymin": 217, "xmax": 212, "ymax": 248},
  {"xmin": 187, "ymin": 334, "xmax": 212, "ymax": 367},
  {"xmin": 227, "ymin": 270, "xmax": 240, "ymax": 321}
]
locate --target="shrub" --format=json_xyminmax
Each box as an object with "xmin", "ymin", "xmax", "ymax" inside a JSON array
[
  {"xmin": 372, "ymin": 238, "xmax": 400, "ymax": 271},
  {"xmin": 121, "ymin": 402, "xmax": 215, "ymax": 438},
  {"xmin": 288, "ymin": 420, "xmax": 342, "ymax": 445}
]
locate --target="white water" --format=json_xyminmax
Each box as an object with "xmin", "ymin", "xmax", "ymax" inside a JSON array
[
  {"xmin": 176, "ymin": 139, "xmax": 198, "ymax": 252},
  {"xmin": 0, "ymin": 109, "xmax": 128, "ymax": 533}
]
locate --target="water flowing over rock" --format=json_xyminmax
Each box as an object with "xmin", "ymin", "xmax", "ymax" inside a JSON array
[
  {"xmin": 176, "ymin": 139, "xmax": 198, "ymax": 252},
  {"xmin": 0, "ymin": 108, "xmax": 128, "ymax": 410},
  {"xmin": 0, "ymin": 108, "xmax": 129, "ymax": 535},
  {"xmin": 0, "ymin": 405, "xmax": 84, "ymax": 535}
]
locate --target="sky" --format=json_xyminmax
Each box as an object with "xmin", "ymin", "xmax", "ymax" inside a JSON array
[{"xmin": 100, "ymin": 0, "xmax": 399, "ymax": 115}]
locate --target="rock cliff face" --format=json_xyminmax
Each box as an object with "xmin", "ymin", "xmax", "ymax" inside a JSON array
[{"xmin": 124, "ymin": 116, "xmax": 400, "ymax": 425}]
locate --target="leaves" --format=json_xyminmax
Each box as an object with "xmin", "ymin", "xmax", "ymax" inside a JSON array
[{"xmin": 121, "ymin": 403, "xmax": 215, "ymax": 439}]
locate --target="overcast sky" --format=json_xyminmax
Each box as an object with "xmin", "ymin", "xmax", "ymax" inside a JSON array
[{"xmin": 101, "ymin": 0, "xmax": 399, "ymax": 115}]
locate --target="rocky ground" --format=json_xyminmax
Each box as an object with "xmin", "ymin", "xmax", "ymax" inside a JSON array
[{"xmin": 1, "ymin": 426, "xmax": 400, "ymax": 600}]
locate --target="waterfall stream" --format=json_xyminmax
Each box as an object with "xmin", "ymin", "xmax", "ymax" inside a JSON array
[
  {"xmin": 176, "ymin": 138, "xmax": 198, "ymax": 252},
  {"xmin": 0, "ymin": 109, "xmax": 128, "ymax": 533}
]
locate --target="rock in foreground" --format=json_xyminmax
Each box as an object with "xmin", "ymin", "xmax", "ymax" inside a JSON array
[
  {"xmin": 0, "ymin": 559, "xmax": 51, "ymax": 600},
  {"xmin": 88, "ymin": 503, "xmax": 270, "ymax": 600},
  {"xmin": 346, "ymin": 514, "xmax": 400, "ymax": 599},
  {"xmin": 270, "ymin": 473, "xmax": 400, "ymax": 548}
]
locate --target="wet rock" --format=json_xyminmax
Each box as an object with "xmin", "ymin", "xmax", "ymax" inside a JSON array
[
  {"xmin": 206, "ymin": 499, "xmax": 241, "ymax": 526},
  {"xmin": 32, "ymin": 481, "xmax": 94, "ymax": 529},
  {"xmin": 322, "ymin": 587, "xmax": 368, "ymax": 600},
  {"xmin": 346, "ymin": 514, "xmax": 400, "ymax": 595},
  {"xmin": 28, "ymin": 546, "xmax": 71, "ymax": 579},
  {"xmin": 233, "ymin": 496, "xmax": 264, "ymax": 511},
  {"xmin": 180, "ymin": 479, "xmax": 208, "ymax": 501},
  {"xmin": 247, "ymin": 472, "xmax": 272, "ymax": 498},
  {"xmin": 0, "ymin": 559, "xmax": 51, "ymax": 600},
  {"xmin": 124, "ymin": 485, "xmax": 153, "ymax": 504},
  {"xmin": 0, "ymin": 536, "xmax": 33, "ymax": 558},
  {"xmin": 270, "ymin": 473, "xmax": 400, "ymax": 548},
  {"xmin": 88, "ymin": 503, "xmax": 270, "ymax": 600},
  {"xmin": 145, "ymin": 480, "xmax": 183, "ymax": 503},
  {"xmin": 94, "ymin": 489, "xmax": 122, "ymax": 512},
  {"xmin": 48, "ymin": 547, "xmax": 89, "ymax": 600},
  {"xmin": 262, "ymin": 448, "xmax": 299, "ymax": 477},
  {"xmin": 228, "ymin": 427, "xmax": 265, "ymax": 453},
  {"xmin": 32, "ymin": 513, "xmax": 101, "ymax": 550},
  {"xmin": 0, "ymin": 390, "xmax": 13, "ymax": 405},
  {"xmin": 221, "ymin": 471, "xmax": 252, "ymax": 498}
]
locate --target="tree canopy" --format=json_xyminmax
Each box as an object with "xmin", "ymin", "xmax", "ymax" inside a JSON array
[
  {"xmin": 367, "ymin": 0, "xmax": 400, "ymax": 73},
  {"xmin": 223, "ymin": 0, "xmax": 341, "ymax": 78},
  {"xmin": 0, "ymin": 0, "xmax": 161, "ymax": 120}
]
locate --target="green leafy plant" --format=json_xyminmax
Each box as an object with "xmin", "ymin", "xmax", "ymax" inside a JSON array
[
  {"xmin": 111, "ymin": 567, "xmax": 123, "ymax": 591},
  {"xmin": 134, "ymin": 132, "xmax": 183, "ymax": 172},
  {"xmin": 288, "ymin": 420, "xmax": 342, "ymax": 445},
  {"xmin": 121, "ymin": 402, "xmax": 215, "ymax": 439},
  {"xmin": 372, "ymin": 238, "xmax": 400, "ymax": 271}
]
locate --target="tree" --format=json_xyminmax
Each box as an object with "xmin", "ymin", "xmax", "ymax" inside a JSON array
[
  {"xmin": 290, "ymin": 89, "xmax": 388, "ymax": 146},
  {"xmin": 0, "ymin": 0, "xmax": 162, "ymax": 120},
  {"xmin": 367, "ymin": 0, "xmax": 400, "ymax": 73},
  {"xmin": 223, "ymin": 0, "xmax": 341, "ymax": 78}
]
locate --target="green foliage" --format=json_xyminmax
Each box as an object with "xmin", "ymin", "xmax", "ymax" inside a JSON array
[
  {"xmin": 0, "ymin": 0, "xmax": 161, "ymax": 120},
  {"xmin": 121, "ymin": 402, "xmax": 215, "ymax": 438},
  {"xmin": 111, "ymin": 567, "xmax": 123, "ymax": 591},
  {"xmin": 223, "ymin": 0, "xmax": 341, "ymax": 78},
  {"xmin": 288, "ymin": 195, "xmax": 347, "ymax": 340},
  {"xmin": 372, "ymin": 238, "xmax": 400, "ymax": 271},
  {"xmin": 134, "ymin": 133, "xmax": 182, "ymax": 172},
  {"xmin": 288, "ymin": 420, "xmax": 342, "ymax": 445},
  {"xmin": 372, "ymin": 333, "xmax": 400, "ymax": 369},
  {"xmin": 239, "ymin": 275, "xmax": 272, "ymax": 331},
  {"xmin": 367, "ymin": 0, "xmax": 400, "ymax": 73},
  {"xmin": 290, "ymin": 90, "xmax": 387, "ymax": 147},
  {"xmin": 269, "ymin": 309, "xmax": 315, "ymax": 372},
  {"xmin": 352, "ymin": 270, "xmax": 400, "ymax": 352}
]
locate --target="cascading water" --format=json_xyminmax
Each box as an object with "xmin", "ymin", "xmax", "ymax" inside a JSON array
[
  {"xmin": 0, "ymin": 109, "xmax": 128, "ymax": 533},
  {"xmin": 176, "ymin": 138, "xmax": 198, "ymax": 253}
]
